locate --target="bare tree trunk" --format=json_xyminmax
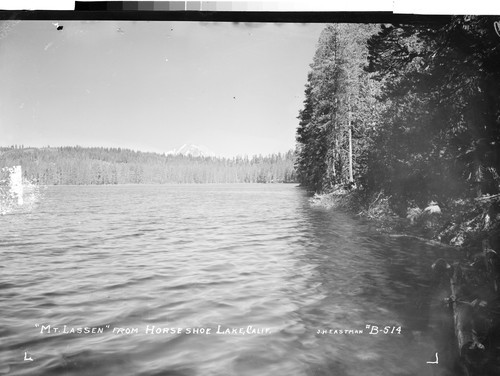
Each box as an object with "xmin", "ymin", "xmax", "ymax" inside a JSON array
[
  {"xmin": 450, "ymin": 264, "xmax": 486, "ymax": 371},
  {"xmin": 348, "ymin": 106, "xmax": 353, "ymax": 183},
  {"xmin": 332, "ymin": 98, "xmax": 337, "ymax": 182}
]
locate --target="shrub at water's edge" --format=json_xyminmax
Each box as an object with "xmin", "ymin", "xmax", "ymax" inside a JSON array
[
  {"xmin": 296, "ymin": 18, "xmax": 500, "ymax": 249},
  {"xmin": 311, "ymin": 187, "xmax": 500, "ymax": 252}
]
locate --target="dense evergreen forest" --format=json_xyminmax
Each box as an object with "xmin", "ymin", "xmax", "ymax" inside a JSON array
[
  {"xmin": 0, "ymin": 146, "xmax": 296, "ymax": 185},
  {"xmin": 296, "ymin": 17, "xmax": 500, "ymax": 213},
  {"xmin": 296, "ymin": 20, "xmax": 500, "ymax": 372}
]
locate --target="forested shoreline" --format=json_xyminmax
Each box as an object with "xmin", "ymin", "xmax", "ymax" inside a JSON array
[
  {"xmin": 296, "ymin": 18, "xmax": 499, "ymax": 203},
  {"xmin": 0, "ymin": 146, "xmax": 296, "ymax": 185},
  {"xmin": 295, "ymin": 17, "xmax": 500, "ymax": 374},
  {"xmin": 295, "ymin": 17, "xmax": 499, "ymax": 240}
]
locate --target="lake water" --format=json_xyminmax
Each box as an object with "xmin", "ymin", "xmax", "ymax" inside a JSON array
[{"xmin": 0, "ymin": 184, "xmax": 461, "ymax": 376}]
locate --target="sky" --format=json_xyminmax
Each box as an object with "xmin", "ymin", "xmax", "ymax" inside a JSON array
[{"xmin": 0, "ymin": 20, "xmax": 326, "ymax": 158}]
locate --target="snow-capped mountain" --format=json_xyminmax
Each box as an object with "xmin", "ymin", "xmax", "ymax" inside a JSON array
[{"xmin": 166, "ymin": 144, "xmax": 215, "ymax": 158}]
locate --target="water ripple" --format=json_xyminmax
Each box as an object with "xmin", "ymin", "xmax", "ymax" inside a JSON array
[{"xmin": 0, "ymin": 184, "xmax": 460, "ymax": 376}]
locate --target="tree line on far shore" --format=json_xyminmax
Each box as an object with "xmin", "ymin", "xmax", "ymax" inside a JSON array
[
  {"xmin": 0, "ymin": 146, "xmax": 296, "ymax": 185},
  {"xmin": 296, "ymin": 17, "xmax": 500, "ymax": 213}
]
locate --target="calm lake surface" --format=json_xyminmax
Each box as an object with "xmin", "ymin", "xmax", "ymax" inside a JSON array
[{"xmin": 1, "ymin": 184, "xmax": 460, "ymax": 376}]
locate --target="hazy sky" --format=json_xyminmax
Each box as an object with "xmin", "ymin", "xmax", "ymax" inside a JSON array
[{"xmin": 0, "ymin": 21, "xmax": 325, "ymax": 157}]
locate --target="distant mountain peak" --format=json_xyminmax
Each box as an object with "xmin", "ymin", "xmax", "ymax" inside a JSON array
[{"xmin": 166, "ymin": 144, "xmax": 215, "ymax": 158}]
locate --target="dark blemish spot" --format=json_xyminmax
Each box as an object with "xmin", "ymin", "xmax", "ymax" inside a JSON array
[{"xmin": 57, "ymin": 26, "xmax": 63, "ymax": 31}]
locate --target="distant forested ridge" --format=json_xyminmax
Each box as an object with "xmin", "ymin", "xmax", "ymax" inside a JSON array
[
  {"xmin": 0, "ymin": 146, "xmax": 296, "ymax": 185},
  {"xmin": 296, "ymin": 17, "xmax": 500, "ymax": 211}
]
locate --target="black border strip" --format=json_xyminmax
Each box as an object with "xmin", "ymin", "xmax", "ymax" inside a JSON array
[{"xmin": 0, "ymin": 9, "xmax": 454, "ymax": 24}]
